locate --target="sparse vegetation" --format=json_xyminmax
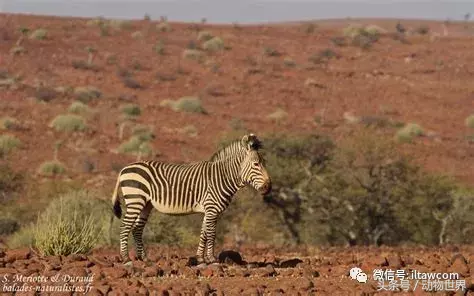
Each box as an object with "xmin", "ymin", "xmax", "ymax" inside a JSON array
[
  {"xmin": 38, "ymin": 161, "xmax": 66, "ymax": 176},
  {"xmin": 33, "ymin": 191, "xmax": 106, "ymax": 255},
  {"xmin": 283, "ymin": 57, "xmax": 296, "ymax": 67},
  {"xmin": 415, "ymin": 26, "xmax": 430, "ymax": 35},
  {"xmin": 0, "ymin": 117, "xmax": 20, "ymax": 130},
  {"xmin": 157, "ymin": 21, "xmax": 171, "ymax": 32},
  {"xmin": 267, "ymin": 108, "xmax": 288, "ymax": 123},
  {"xmin": 154, "ymin": 40, "xmax": 165, "ymax": 55},
  {"xmin": 118, "ymin": 135, "xmax": 153, "ymax": 158},
  {"xmin": 49, "ymin": 114, "xmax": 86, "ymax": 132},
  {"xmin": 197, "ymin": 31, "xmax": 213, "ymax": 41},
  {"xmin": 263, "ymin": 46, "xmax": 281, "ymax": 57},
  {"xmin": 0, "ymin": 135, "xmax": 21, "ymax": 157},
  {"xmin": 162, "ymin": 96, "xmax": 207, "ymax": 114},
  {"xmin": 182, "ymin": 49, "xmax": 204, "ymax": 62},
  {"xmin": 308, "ymin": 49, "xmax": 339, "ymax": 64},
  {"xmin": 395, "ymin": 123, "xmax": 424, "ymax": 143},
  {"xmin": 74, "ymin": 86, "xmax": 102, "ymax": 103},
  {"xmin": 131, "ymin": 31, "xmax": 144, "ymax": 39},
  {"xmin": 202, "ymin": 37, "xmax": 225, "ymax": 52},
  {"xmin": 68, "ymin": 101, "xmax": 90, "ymax": 114},
  {"xmin": 29, "ymin": 28, "xmax": 47, "ymax": 40},
  {"xmin": 35, "ymin": 87, "xmax": 59, "ymax": 102},
  {"xmin": 121, "ymin": 104, "xmax": 141, "ymax": 117},
  {"xmin": 343, "ymin": 24, "xmax": 380, "ymax": 49},
  {"xmin": 465, "ymin": 114, "xmax": 474, "ymax": 128}
]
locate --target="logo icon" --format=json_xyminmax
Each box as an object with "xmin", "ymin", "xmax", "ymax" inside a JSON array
[{"xmin": 350, "ymin": 267, "xmax": 368, "ymax": 283}]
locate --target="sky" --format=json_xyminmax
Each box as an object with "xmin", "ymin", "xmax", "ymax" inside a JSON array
[{"xmin": 0, "ymin": 1, "xmax": 472, "ymax": 24}]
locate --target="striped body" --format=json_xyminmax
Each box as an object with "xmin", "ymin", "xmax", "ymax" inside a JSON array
[{"xmin": 112, "ymin": 134, "xmax": 271, "ymax": 264}]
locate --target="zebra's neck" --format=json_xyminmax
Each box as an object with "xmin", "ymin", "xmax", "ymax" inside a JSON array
[{"xmin": 208, "ymin": 154, "xmax": 245, "ymax": 198}]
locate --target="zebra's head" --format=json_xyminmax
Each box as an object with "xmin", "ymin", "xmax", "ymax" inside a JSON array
[{"xmin": 239, "ymin": 134, "xmax": 272, "ymax": 195}]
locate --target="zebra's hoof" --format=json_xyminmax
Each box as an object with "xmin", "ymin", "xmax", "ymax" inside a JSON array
[{"xmin": 123, "ymin": 261, "xmax": 133, "ymax": 267}]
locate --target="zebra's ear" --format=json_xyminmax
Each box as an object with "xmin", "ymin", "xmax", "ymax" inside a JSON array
[
  {"xmin": 241, "ymin": 134, "xmax": 261, "ymax": 150},
  {"xmin": 241, "ymin": 135, "xmax": 250, "ymax": 149}
]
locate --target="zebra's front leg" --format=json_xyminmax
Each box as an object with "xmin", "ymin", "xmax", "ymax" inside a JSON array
[
  {"xmin": 196, "ymin": 216, "xmax": 208, "ymax": 264},
  {"xmin": 204, "ymin": 214, "xmax": 219, "ymax": 264}
]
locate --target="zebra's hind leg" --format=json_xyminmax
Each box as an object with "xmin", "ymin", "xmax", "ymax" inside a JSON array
[
  {"xmin": 131, "ymin": 201, "xmax": 153, "ymax": 261},
  {"xmin": 119, "ymin": 199, "xmax": 145, "ymax": 264}
]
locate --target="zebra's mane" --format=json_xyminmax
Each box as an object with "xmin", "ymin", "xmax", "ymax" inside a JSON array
[
  {"xmin": 209, "ymin": 141, "xmax": 244, "ymax": 162},
  {"xmin": 209, "ymin": 136, "xmax": 263, "ymax": 162}
]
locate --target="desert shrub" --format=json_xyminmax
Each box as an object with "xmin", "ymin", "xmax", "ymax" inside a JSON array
[
  {"xmin": 72, "ymin": 60, "xmax": 100, "ymax": 72},
  {"xmin": 415, "ymin": 26, "xmax": 430, "ymax": 35},
  {"xmin": 197, "ymin": 31, "xmax": 213, "ymax": 41},
  {"xmin": 120, "ymin": 76, "xmax": 142, "ymax": 89},
  {"xmin": 309, "ymin": 49, "xmax": 339, "ymax": 64},
  {"xmin": 131, "ymin": 124, "xmax": 155, "ymax": 141},
  {"xmin": 74, "ymin": 86, "xmax": 101, "ymax": 103},
  {"xmin": 395, "ymin": 123, "xmax": 424, "ymax": 143},
  {"xmin": 33, "ymin": 190, "xmax": 108, "ymax": 255},
  {"xmin": 171, "ymin": 96, "xmax": 207, "ymax": 114},
  {"xmin": 38, "ymin": 161, "xmax": 66, "ymax": 176},
  {"xmin": 465, "ymin": 114, "xmax": 474, "ymax": 128},
  {"xmin": 0, "ymin": 217, "xmax": 19, "ymax": 235},
  {"xmin": 283, "ymin": 57, "xmax": 296, "ymax": 67},
  {"xmin": 179, "ymin": 125, "xmax": 198, "ymax": 137},
  {"xmin": 29, "ymin": 29, "xmax": 47, "ymax": 40},
  {"xmin": 157, "ymin": 21, "xmax": 171, "ymax": 32},
  {"xmin": 109, "ymin": 19, "xmax": 132, "ymax": 31},
  {"xmin": 263, "ymin": 46, "xmax": 281, "ymax": 57},
  {"xmin": 267, "ymin": 108, "xmax": 288, "ymax": 122},
  {"xmin": 7, "ymin": 225, "xmax": 35, "ymax": 248},
  {"xmin": 131, "ymin": 31, "xmax": 143, "ymax": 39},
  {"xmin": 0, "ymin": 163, "xmax": 24, "ymax": 202},
  {"xmin": 331, "ymin": 37, "xmax": 347, "ymax": 47},
  {"xmin": 10, "ymin": 46, "xmax": 26, "ymax": 55},
  {"xmin": 202, "ymin": 37, "xmax": 224, "ymax": 52},
  {"xmin": 49, "ymin": 114, "xmax": 86, "ymax": 132},
  {"xmin": 215, "ymin": 129, "xmax": 474, "ymax": 246},
  {"xmin": 121, "ymin": 104, "xmax": 141, "ymax": 117},
  {"xmin": 343, "ymin": 25, "xmax": 380, "ymax": 49},
  {"xmin": 182, "ymin": 49, "xmax": 204, "ymax": 62},
  {"xmin": 35, "ymin": 87, "xmax": 59, "ymax": 102},
  {"xmin": 0, "ymin": 117, "xmax": 20, "ymax": 130},
  {"xmin": 154, "ymin": 40, "xmax": 165, "ymax": 55},
  {"xmin": 0, "ymin": 134, "xmax": 21, "ymax": 157},
  {"xmin": 68, "ymin": 101, "xmax": 90, "ymax": 114},
  {"xmin": 118, "ymin": 136, "xmax": 153, "ymax": 157}
]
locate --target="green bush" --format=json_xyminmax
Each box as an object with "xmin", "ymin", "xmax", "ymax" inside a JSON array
[
  {"xmin": 68, "ymin": 101, "xmax": 90, "ymax": 114},
  {"xmin": 395, "ymin": 123, "xmax": 424, "ymax": 143},
  {"xmin": 168, "ymin": 96, "xmax": 207, "ymax": 114},
  {"xmin": 38, "ymin": 161, "xmax": 66, "ymax": 176},
  {"xmin": 49, "ymin": 114, "xmax": 86, "ymax": 132},
  {"xmin": 0, "ymin": 134, "xmax": 21, "ymax": 157},
  {"xmin": 74, "ymin": 86, "xmax": 101, "ymax": 103},
  {"xmin": 465, "ymin": 115, "xmax": 474, "ymax": 128},
  {"xmin": 197, "ymin": 31, "xmax": 214, "ymax": 41},
  {"xmin": 182, "ymin": 49, "xmax": 204, "ymax": 62},
  {"xmin": 33, "ymin": 190, "xmax": 107, "ymax": 255},
  {"xmin": 118, "ymin": 136, "xmax": 153, "ymax": 157},
  {"xmin": 0, "ymin": 117, "xmax": 20, "ymax": 130},
  {"xmin": 121, "ymin": 104, "xmax": 141, "ymax": 117},
  {"xmin": 29, "ymin": 29, "xmax": 47, "ymax": 40},
  {"xmin": 202, "ymin": 37, "xmax": 224, "ymax": 52}
]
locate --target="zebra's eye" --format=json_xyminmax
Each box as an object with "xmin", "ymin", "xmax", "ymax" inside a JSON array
[{"xmin": 253, "ymin": 162, "xmax": 260, "ymax": 167}]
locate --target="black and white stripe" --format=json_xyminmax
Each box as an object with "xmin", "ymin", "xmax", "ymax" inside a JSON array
[{"xmin": 112, "ymin": 134, "xmax": 271, "ymax": 264}]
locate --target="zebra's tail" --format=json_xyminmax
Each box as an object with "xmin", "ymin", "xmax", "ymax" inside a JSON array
[{"xmin": 111, "ymin": 175, "xmax": 122, "ymax": 219}]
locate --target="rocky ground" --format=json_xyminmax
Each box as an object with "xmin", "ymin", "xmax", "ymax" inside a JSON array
[{"xmin": 0, "ymin": 245, "xmax": 473, "ymax": 295}]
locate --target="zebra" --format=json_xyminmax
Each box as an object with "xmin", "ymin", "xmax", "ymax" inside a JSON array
[{"xmin": 111, "ymin": 134, "xmax": 272, "ymax": 265}]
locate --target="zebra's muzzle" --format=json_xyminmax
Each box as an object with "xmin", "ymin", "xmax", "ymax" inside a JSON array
[{"xmin": 258, "ymin": 182, "xmax": 272, "ymax": 195}]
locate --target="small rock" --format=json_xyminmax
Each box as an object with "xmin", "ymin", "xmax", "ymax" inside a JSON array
[
  {"xmin": 218, "ymin": 250, "xmax": 243, "ymax": 265},
  {"xmin": 300, "ymin": 277, "xmax": 314, "ymax": 291},
  {"xmin": 448, "ymin": 254, "xmax": 469, "ymax": 277},
  {"xmin": 66, "ymin": 254, "xmax": 87, "ymax": 262},
  {"xmin": 95, "ymin": 284, "xmax": 111, "ymax": 295},
  {"xmin": 5, "ymin": 248, "xmax": 31, "ymax": 263},
  {"xmin": 387, "ymin": 254, "xmax": 404, "ymax": 269},
  {"xmin": 63, "ymin": 260, "xmax": 94, "ymax": 269},
  {"xmin": 260, "ymin": 264, "xmax": 277, "ymax": 277},
  {"xmin": 279, "ymin": 258, "xmax": 303, "ymax": 268},
  {"xmin": 102, "ymin": 267, "xmax": 128, "ymax": 279},
  {"xmin": 89, "ymin": 256, "xmax": 114, "ymax": 267}
]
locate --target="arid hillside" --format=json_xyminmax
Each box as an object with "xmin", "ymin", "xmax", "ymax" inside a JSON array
[{"xmin": 1, "ymin": 13, "xmax": 474, "ymax": 188}]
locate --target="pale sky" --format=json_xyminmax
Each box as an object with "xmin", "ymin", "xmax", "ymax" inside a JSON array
[{"xmin": 1, "ymin": 1, "xmax": 472, "ymax": 24}]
